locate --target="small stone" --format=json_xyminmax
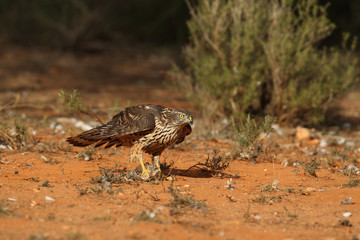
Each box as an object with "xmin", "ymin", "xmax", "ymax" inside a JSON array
[
  {"xmin": 254, "ymin": 215, "xmax": 261, "ymax": 221},
  {"xmin": 337, "ymin": 137, "xmax": 346, "ymax": 145},
  {"xmin": 45, "ymin": 196, "xmax": 55, "ymax": 202},
  {"xmin": 343, "ymin": 212, "xmax": 352, "ymax": 217},
  {"xmin": 319, "ymin": 149, "xmax": 327, "ymax": 154},
  {"xmin": 295, "ymin": 128, "xmax": 311, "ymax": 141},
  {"xmin": 75, "ymin": 120, "xmax": 92, "ymax": 131},
  {"xmin": 25, "ymin": 163, "xmax": 32, "ymax": 167},
  {"xmin": 14, "ymin": 170, "xmax": 18, "ymax": 174},
  {"xmin": 319, "ymin": 139, "xmax": 328, "ymax": 148},
  {"xmin": 226, "ymin": 195, "xmax": 236, "ymax": 202},
  {"xmin": 346, "ymin": 141, "xmax": 355, "ymax": 147},
  {"xmin": 30, "ymin": 201, "xmax": 38, "ymax": 207},
  {"xmin": 8, "ymin": 198, "xmax": 17, "ymax": 201},
  {"xmin": 305, "ymin": 187, "xmax": 316, "ymax": 193}
]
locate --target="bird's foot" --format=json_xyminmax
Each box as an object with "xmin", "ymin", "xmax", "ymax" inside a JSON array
[
  {"xmin": 139, "ymin": 162, "xmax": 151, "ymax": 180},
  {"xmin": 137, "ymin": 162, "xmax": 162, "ymax": 181}
]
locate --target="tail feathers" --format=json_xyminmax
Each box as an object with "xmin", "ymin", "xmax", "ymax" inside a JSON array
[{"xmin": 67, "ymin": 127, "xmax": 119, "ymax": 148}]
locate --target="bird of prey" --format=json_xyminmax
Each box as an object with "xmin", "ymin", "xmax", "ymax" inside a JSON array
[{"xmin": 67, "ymin": 104, "xmax": 193, "ymax": 179}]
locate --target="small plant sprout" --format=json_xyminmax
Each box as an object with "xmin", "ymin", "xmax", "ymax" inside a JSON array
[
  {"xmin": 58, "ymin": 89, "xmax": 104, "ymax": 125},
  {"xmin": 0, "ymin": 201, "xmax": 12, "ymax": 216},
  {"xmin": 0, "ymin": 119, "xmax": 36, "ymax": 150},
  {"xmin": 78, "ymin": 147, "xmax": 97, "ymax": 161},
  {"xmin": 167, "ymin": 183, "xmax": 207, "ymax": 215},
  {"xmin": 232, "ymin": 114, "xmax": 275, "ymax": 161},
  {"xmin": 225, "ymin": 178, "xmax": 236, "ymax": 190},
  {"xmin": 343, "ymin": 179, "xmax": 360, "ymax": 188},
  {"xmin": 136, "ymin": 206, "xmax": 164, "ymax": 223},
  {"xmin": 58, "ymin": 89, "xmax": 84, "ymax": 112},
  {"xmin": 186, "ymin": 150, "xmax": 231, "ymax": 175},
  {"xmin": 303, "ymin": 158, "xmax": 321, "ymax": 177},
  {"xmin": 284, "ymin": 207, "xmax": 298, "ymax": 220}
]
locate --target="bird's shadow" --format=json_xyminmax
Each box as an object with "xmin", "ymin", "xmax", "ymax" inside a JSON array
[{"xmin": 163, "ymin": 167, "xmax": 238, "ymax": 179}]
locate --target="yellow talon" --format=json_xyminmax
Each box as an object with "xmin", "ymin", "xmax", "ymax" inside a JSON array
[{"xmin": 139, "ymin": 160, "xmax": 150, "ymax": 178}]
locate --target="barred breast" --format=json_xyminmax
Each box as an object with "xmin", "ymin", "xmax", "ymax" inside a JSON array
[{"xmin": 140, "ymin": 120, "xmax": 182, "ymax": 156}]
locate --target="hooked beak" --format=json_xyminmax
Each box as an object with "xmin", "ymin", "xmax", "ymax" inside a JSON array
[{"xmin": 188, "ymin": 116, "xmax": 193, "ymax": 125}]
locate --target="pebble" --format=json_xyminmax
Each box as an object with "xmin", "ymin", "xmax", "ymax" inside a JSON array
[
  {"xmin": 295, "ymin": 128, "xmax": 311, "ymax": 141},
  {"xmin": 254, "ymin": 215, "xmax": 261, "ymax": 221},
  {"xmin": 346, "ymin": 165, "xmax": 360, "ymax": 175},
  {"xmin": 74, "ymin": 120, "xmax": 92, "ymax": 131},
  {"xmin": 8, "ymin": 198, "xmax": 17, "ymax": 201},
  {"xmin": 319, "ymin": 139, "xmax": 328, "ymax": 148},
  {"xmin": 319, "ymin": 149, "xmax": 327, "ymax": 154},
  {"xmin": 272, "ymin": 123, "xmax": 283, "ymax": 135},
  {"xmin": 343, "ymin": 212, "xmax": 352, "ymax": 217},
  {"xmin": 45, "ymin": 196, "xmax": 55, "ymax": 202},
  {"xmin": 305, "ymin": 187, "xmax": 316, "ymax": 193},
  {"xmin": 337, "ymin": 137, "xmax": 346, "ymax": 145}
]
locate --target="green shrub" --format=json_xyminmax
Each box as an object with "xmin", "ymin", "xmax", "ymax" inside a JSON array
[
  {"xmin": 0, "ymin": 120, "xmax": 36, "ymax": 150},
  {"xmin": 172, "ymin": 0, "xmax": 359, "ymax": 125},
  {"xmin": 232, "ymin": 114, "xmax": 275, "ymax": 160}
]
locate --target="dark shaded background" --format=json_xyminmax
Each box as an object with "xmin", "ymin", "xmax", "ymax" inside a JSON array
[{"xmin": 0, "ymin": 0, "xmax": 358, "ymax": 51}]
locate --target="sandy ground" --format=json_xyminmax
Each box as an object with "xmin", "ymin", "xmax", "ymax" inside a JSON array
[{"xmin": 0, "ymin": 47, "xmax": 360, "ymax": 240}]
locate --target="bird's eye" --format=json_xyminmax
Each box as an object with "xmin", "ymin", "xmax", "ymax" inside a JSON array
[{"xmin": 179, "ymin": 114, "xmax": 184, "ymax": 118}]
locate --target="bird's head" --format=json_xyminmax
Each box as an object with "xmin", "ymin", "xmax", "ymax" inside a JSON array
[{"xmin": 170, "ymin": 109, "xmax": 193, "ymax": 126}]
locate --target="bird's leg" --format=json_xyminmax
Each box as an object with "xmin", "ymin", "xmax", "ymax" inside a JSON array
[
  {"xmin": 130, "ymin": 145, "xmax": 150, "ymax": 178},
  {"xmin": 152, "ymin": 155, "xmax": 161, "ymax": 172},
  {"xmin": 139, "ymin": 154, "xmax": 150, "ymax": 178}
]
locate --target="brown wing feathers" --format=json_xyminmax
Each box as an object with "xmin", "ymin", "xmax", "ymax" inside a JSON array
[{"xmin": 67, "ymin": 105, "xmax": 157, "ymax": 148}]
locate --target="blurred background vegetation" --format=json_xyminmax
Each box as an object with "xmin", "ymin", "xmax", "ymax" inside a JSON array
[
  {"xmin": 0, "ymin": 0, "xmax": 189, "ymax": 50},
  {"xmin": 0, "ymin": 0, "xmax": 359, "ymax": 49},
  {"xmin": 0, "ymin": 0, "xmax": 359, "ymax": 127}
]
